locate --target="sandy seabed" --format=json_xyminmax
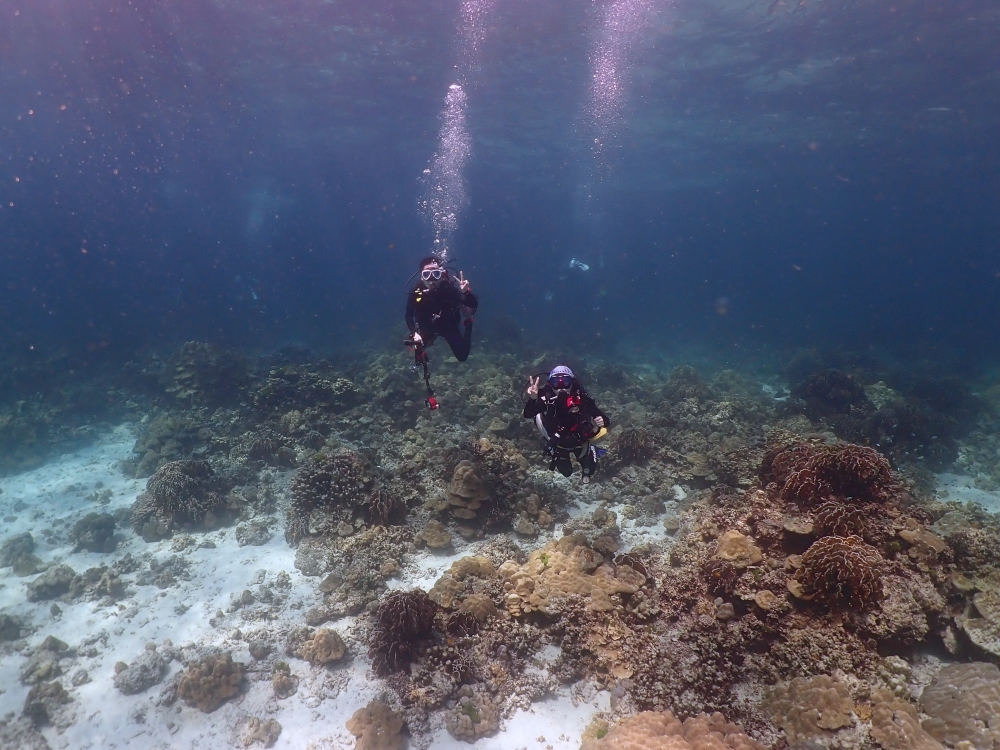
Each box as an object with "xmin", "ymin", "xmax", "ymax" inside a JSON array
[{"xmin": 0, "ymin": 426, "xmax": 617, "ymax": 750}]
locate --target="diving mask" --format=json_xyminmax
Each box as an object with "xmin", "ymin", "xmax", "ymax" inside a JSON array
[{"xmin": 421, "ymin": 267, "xmax": 446, "ymax": 282}]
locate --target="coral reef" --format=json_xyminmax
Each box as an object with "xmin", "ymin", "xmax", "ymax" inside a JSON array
[
  {"xmin": 870, "ymin": 689, "xmax": 943, "ymax": 750},
  {"xmin": 446, "ymin": 459, "xmax": 491, "ymax": 521},
  {"xmin": 346, "ymin": 700, "xmax": 406, "ymax": 750},
  {"xmin": 22, "ymin": 680, "xmax": 71, "ymax": 728},
  {"xmin": 164, "ymin": 341, "xmax": 250, "ymax": 407},
  {"xmin": 285, "ymin": 451, "xmax": 373, "ymax": 544},
  {"xmin": 177, "ymin": 652, "xmax": 244, "ymax": 712},
  {"xmin": 368, "ymin": 590, "xmax": 438, "ymax": 675}
]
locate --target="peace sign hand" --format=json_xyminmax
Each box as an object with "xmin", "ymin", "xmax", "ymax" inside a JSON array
[
  {"xmin": 458, "ymin": 271, "xmax": 471, "ymax": 294},
  {"xmin": 527, "ymin": 375, "xmax": 540, "ymax": 400}
]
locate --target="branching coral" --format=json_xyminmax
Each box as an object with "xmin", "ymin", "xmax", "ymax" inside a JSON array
[
  {"xmin": 792, "ymin": 535, "xmax": 885, "ymax": 608},
  {"xmin": 761, "ymin": 441, "xmax": 901, "ymax": 506},
  {"xmin": 177, "ymin": 652, "xmax": 244, "ymax": 712},
  {"xmin": 285, "ymin": 451, "xmax": 372, "ymax": 544},
  {"xmin": 614, "ymin": 428, "xmax": 657, "ymax": 464},
  {"xmin": 368, "ymin": 590, "xmax": 438, "ymax": 676},
  {"xmin": 129, "ymin": 460, "xmax": 227, "ymax": 541}
]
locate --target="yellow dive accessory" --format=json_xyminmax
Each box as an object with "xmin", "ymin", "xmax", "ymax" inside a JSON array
[{"xmin": 592, "ymin": 426, "xmax": 608, "ymax": 442}]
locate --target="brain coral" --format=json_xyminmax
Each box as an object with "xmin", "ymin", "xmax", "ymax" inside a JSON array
[
  {"xmin": 919, "ymin": 662, "xmax": 1000, "ymax": 749},
  {"xmin": 498, "ymin": 535, "xmax": 644, "ymax": 616},
  {"xmin": 760, "ymin": 441, "xmax": 901, "ymax": 506},
  {"xmin": 285, "ymin": 451, "xmax": 372, "ymax": 544},
  {"xmin": 579, "ymin": 711, "xmax": 766, "ymax": 750},
  {"xmin": 793, "ymin": 535, "xmax": 885, "ymax": 608},
  {"xmin": 764, "ymin": 674, "xmax": 854, "ymax": 744}
]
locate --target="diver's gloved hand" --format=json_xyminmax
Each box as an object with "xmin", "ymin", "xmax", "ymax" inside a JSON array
[
  {"xmin": 405, "ymin": 332, "xmax": 423, "ymax": 348},
  {"xmin": 543, "ymin": 440, "xmax": 557, "ymax": 458},
  {"xmin": 526, "ymin": 375, "xmax": 540, "ymax": 400},
  {"xmin": 593, "ymin": 415, "xmax": 605, "ymax": 428},
  {"xmin": 458, "ymin": 271, "xmax": 471, "ymax": 294}
]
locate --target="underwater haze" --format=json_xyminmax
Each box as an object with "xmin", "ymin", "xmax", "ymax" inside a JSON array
[
  {"xmin": 0, "ymin": 0, "xmax": 997, "ymax": 361},
  {"xmin": 4, "ymin": 1, "xmax": 1000, "ymax": 749}
]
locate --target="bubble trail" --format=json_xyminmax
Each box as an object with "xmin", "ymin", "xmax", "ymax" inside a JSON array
[
  {"xmin": 418, "ymin": 0, "xmax": 497, "ymax": 263},
  {"xmin": 579, "ymin": 0, "xmax": 658, "ymax": 266},
  {"xmin": 419, "ymin": 84, "xmax": 472, "ymax": 262},
  {"xmin": 586, "ymin": 0, "xmax": 657, "ymax": 163}
]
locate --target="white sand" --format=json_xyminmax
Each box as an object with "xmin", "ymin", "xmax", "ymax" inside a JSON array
[
  {"xmin": 0, "ymin": 427, "xmax": 612, "ymax": 749},
  {"xmin": 935, "ymin": 472, "xmax": 1000, "ymax": 515}
]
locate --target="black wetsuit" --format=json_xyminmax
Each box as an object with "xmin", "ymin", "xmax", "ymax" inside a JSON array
[
  {"xmin": 523, "ymin": 381, "xmax": 611, "ymax": 477},
  {"xmin": 405, "ymin": 276, "xmax": 478, "ymax": 362}
]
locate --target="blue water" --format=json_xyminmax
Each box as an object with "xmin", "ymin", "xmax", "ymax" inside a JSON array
[{"xmin": 0, "ymin": 0, "xmax": 997, "ymax": 363}]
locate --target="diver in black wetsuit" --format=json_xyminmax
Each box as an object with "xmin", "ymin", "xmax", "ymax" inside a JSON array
[
  {"xmin": 404, "ymin": 256, "xmax": 478, "ymax": 408},
  {"xmin": 523, "ymin": 365, "xmax": 610, "ymax": 483}
]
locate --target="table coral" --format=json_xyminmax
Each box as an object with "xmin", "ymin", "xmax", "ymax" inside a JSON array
[
  {"xmin": 177, "ymin": 652, "xmax": 244, "ymax": 713},
  {"xmin": 764, "ymin": 674, "xmax": 854, "ymax": 744},
  {"xmin": 579, "ymin": 710, "xmax": 767, "ymax": 750},
  {"xmin": 920, "ymin": 662, "xmax": 1000, "ymax": 748},
  {"xmin": 499, "ymin": 535, "xmax": 644, "ymax": 616},
  {"xmin": 793, "ymin": 535, "xmax": 885, "ymax": 608}
]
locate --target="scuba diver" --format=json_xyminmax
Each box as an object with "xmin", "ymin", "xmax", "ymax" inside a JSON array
[
  {"xmin": 523, "ymin": 365, "xmax": 610, "ymax": 483},
  {"xmin": 404, "ymin": 256, "xmax": 478, "ymax": 409}
]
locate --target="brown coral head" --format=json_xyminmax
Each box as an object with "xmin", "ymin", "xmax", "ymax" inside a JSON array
[
  {"xmin": 795, "ymin": 535, "xmax": 885, "ymax": 609},
  {"xmin": 814, "ymin": 499, "xmax": 868, "ymax": 538},
  {"xmin": 702, "ymin": 557, "xmax": 740, "ymax": 597},
  {"xmin": 177, "ymin": 652, "xmax": 244, "ymax": 713},
  {"xmin": 764, "ymin": 442, "xmax": 900, "ymax": 506}
]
